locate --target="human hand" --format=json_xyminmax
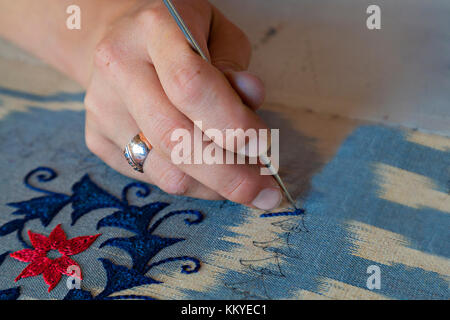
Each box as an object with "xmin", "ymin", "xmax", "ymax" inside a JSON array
[{"xmin": 84, "ymin": 0, "xmax": 283, "ymax": 210}]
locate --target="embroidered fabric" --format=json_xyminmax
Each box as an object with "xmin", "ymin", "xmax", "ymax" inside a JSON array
[
  {"xmin": 0, "ymin": 167, "xmax": 211, "ymax": 299},
  {"xmin": 10, "ymin": 224, "xmax": 100, "ymax": 292}
]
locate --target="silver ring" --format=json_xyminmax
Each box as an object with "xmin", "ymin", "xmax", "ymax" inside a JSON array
[{"xmin": 124, "ymin": 132, "xmax": 152, "ymax": 173}]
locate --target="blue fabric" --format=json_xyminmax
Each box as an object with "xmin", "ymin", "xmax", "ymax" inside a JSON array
[{"xmin": 0, "ymin": 86, "xmax": 448, "ymax": 300}]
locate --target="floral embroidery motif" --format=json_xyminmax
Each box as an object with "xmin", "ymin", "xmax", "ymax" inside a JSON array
[
  {"xmin": 0, "ymin": 252, "xmax": 20, "ymax": 300},
  {"xmin": 0, "ymin": 167, "xmax": 205, "ymax": 299},
  {"xmin": 64, "ymin": 185, "xmax": 203, "ymax": 300},
  {"xmin": 10, "ymin": 224, "xmax": 100, "ymax": 292}
]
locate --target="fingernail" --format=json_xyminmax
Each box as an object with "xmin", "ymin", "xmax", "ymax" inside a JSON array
[
  {"xmin": 226, "ymin": 71, "xmax": 266, "ymax": 110},
  {"xmin": 231, "ymin": 71, "xmax": 260, "ymax": 96},
  {"xmin": 252, "ymin": 187, "xmax": 282, "ymax": 210}
]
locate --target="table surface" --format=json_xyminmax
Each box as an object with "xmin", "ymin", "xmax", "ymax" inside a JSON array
[{"xmin": 0, "ymin": 1, "xmax": 449, "ymax": 300}]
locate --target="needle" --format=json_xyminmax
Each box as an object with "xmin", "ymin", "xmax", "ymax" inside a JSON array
[
  {"xmin": 259, "ymin": 154, "xmax": 297, "ymax": 209},
  {"xmin": 162, "ymin": 0, "xmax": 298, "ymax": 210},
  {"xmin": 162, "ymin": 0, "xmax": 209, "ymax": 62}
]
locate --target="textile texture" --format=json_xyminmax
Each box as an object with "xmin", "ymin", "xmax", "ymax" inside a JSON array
[{"xmin": 0, "ymin": 43, "xmax": 449, "ymax": 300}]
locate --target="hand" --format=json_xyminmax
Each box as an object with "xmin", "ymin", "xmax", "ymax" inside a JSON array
[{"xmin": 84, "ymin": 0, "xmax": 283, "ymax": 210}]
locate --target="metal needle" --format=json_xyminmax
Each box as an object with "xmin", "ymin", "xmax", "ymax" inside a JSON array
[
  {"xmin": 162, "ymin": 0, "xmax": 298, "ymax": 210},
  {"xmin": 162, "ymin": 0, "xmax": 209, "ymax": 62},
  {"xmin": 259, "ymin": 154, "xmax": 297, "ymax": 209}
]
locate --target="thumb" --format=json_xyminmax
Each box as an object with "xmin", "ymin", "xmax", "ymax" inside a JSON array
[{"xmin": 208, "ymin": 6, "xmax": 265, "ymax": 110}]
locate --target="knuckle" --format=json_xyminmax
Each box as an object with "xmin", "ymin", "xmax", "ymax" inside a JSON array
[
  {"xmin": 93, "ymin": 39, "xmax": 121, "ymax": 70},
  {"xmin": 171, "ymin": 60, "xmax": 204, "ymax": 103},
  {"xmin": 135, "ymin": 7, "xmax": 162, "ymax": 28},
  {"xmin": 159, "ymin": 121, "xmax": 190, "ymax": 155},
  {"xmin": 213, "ymin": 59, "xmax": 245, "ymax": 73},
  {"xmin": 84, "ymin": 91, "xmax": 106, "ymax": 116},
  {"xmin": 158, "ymin": 170, "xmax": 189, "ymax": 195}
]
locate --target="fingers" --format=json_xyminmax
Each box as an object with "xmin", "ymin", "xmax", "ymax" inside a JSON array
[
  {"xmin": 84, "ymin": 73, "xmax": 223, "ymax": 201},
  {"xmin": 86, "ymin": 1, "xmax": 281, "ymax": 209},
  {"xmin": 223, "ymin": 71, "xmax": 265, "ymax": 111},
  {"xmin": 86, "ymin": 126, "xmax": 223, "ymax": 201},
  {"xmin": 208, "ymin": 6, "xmax": 251, "ymax": 72},
  {"xmin": 208, "ymin": 6, "xmax": 265, "ymax": 110},
  {"xmin": 145, "ymin": 5, "xmax": 269, "ymax": 155},
  {"xmin": 105, "ymin": 59, "xmax": 282, "ymax": 209},
  {"xmin": 84, "ymin": 124, "xmax": 143, "ymax": 181}
]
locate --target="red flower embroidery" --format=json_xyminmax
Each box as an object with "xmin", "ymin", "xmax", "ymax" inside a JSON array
[{"xmin": 10, "ymin": 224, "xmax": 101, "ymax": 292}]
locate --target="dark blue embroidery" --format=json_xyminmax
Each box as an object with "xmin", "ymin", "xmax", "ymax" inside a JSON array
[
  {"xmin": 63, "ymin": 288, "xmax": 94, "ymax": 300},
  {"xmin": 0, "ymin": 219, "xmax": 27, "ymax": 247},
  {"xmin": 97, "ymin": 202, "xmax": 170, "ymax": 235},
  {"xmin": 97, "ymin": 187, "xmax": 203, "ymax": 276},
  {"xmin": 148, "ymin": 210, "xmax": 203, "ymax": 233},
  {"xmin": 70, "ymin": 175, "xmax": 123, "ymax": 225},
  {"xmin": 0, "ymin": 252, "xmax": 20, "ymax": 300},
  {"xmin": 90, "ymin": 192, "xmax": 204, "ymax": 299},
  {"xmin": 1, "ymin": 167, "xmax": 205, "ymax": 300},
  {"xmin": 0, "ymin": 288, "xmax": 21, "ymax": 300},
  {"xmin": 100, "ymin": 235, "xmax": 184, "ymax": 273},
  {"xmin": 95, "ymin": 259, "xmax": 159, "ymax": 300},
  {"xmin": 9, "ymin": 194, "xmax": 71, "ymax": 226},
  {"xmin": 0, "ymin": 251, "xmax": 9, "ymax": 265},
  {"xmin": 2, "ymin": 168, "xmax": 71, "ymax": 248},
  {"xmin": 260, "ymin": 208, "xmax": 305, "ymax": 218}
]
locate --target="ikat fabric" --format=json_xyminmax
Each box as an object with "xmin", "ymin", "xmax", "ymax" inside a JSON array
[{"xmin": 0, "ymin": 41, "xmax": 449, "ymax": 300}]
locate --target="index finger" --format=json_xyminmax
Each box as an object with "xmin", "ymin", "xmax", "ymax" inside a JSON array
[{"xmin": 146, "ymin": 5, "xmax": 269, "ymax": 156}]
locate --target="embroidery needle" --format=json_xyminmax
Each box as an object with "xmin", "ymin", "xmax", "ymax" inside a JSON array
[
  {"xmin": 259, "ymin": 154, "xmax": 297, "ymax": 209},
  {"xmin": 162, "ymin": 0, "xmax": 298, "ymax": 210}
]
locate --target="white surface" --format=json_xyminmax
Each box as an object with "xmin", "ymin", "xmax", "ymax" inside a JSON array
[{"xmin": 211, "ymin": 0, "xmax": 450, "ymax": 135}]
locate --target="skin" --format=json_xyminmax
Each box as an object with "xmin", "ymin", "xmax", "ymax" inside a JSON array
[{"xmin": 0, "ymin": 0, "xmax": 283, "ymax": 210}]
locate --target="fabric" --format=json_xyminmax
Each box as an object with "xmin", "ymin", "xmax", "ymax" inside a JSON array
[
  {"xmin": 10, "ymin": 224, "xmax": 100, "ymax": 292},
  {"xmin": 0, "ymin": 40, "xmax": 449, "ymax": 300}
]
